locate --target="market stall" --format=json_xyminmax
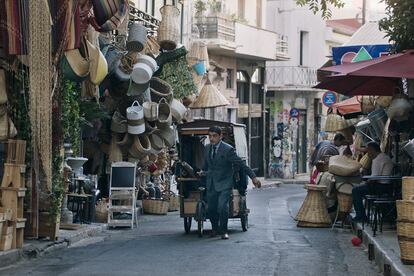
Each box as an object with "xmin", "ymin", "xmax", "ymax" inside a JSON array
[{"xmin": 0, "ymin": 0, "xmax": 211, "ymax": 250}]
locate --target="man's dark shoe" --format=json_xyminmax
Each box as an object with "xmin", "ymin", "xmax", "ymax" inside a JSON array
[
  {"xmin": 209, "ymin": 230, "xmax": 217, "ymax": 238},
  {"xmin": 221, "ymin": 233, "xmax": 229, "ymax": 240}
]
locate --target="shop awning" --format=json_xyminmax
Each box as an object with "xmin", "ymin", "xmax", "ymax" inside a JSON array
[
  {"xmin": 314, "ymin": 74, "xmax": 398, "ymax": 96},
  {"xmin": 333, "ymin": 96, "xmax": 361, "ymax": 114}
]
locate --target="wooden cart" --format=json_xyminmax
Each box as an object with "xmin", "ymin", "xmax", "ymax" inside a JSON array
[{"xmin": 176, "ymin": 120, "xmax": 249, "ymax": 237}]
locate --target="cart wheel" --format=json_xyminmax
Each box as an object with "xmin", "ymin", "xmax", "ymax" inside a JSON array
[
  {"xmin": 184, "ymin": 217, "xmax": 192, "ymax": 234},
  {"xmin": 198, "ymin": 219, "xmax": 204, "ymax": 237},
  {"xmin": 196, "ymin": 202, "xmax": 205, "ymax": 238},
  {"xmin": 241, "ymin": 214, "xmax": 248, "ymax": 232}
]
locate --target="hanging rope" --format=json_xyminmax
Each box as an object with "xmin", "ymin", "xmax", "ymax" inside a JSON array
[{"xmin": 29, "ymin": 0, "xmax": 52, "ymax": 192}]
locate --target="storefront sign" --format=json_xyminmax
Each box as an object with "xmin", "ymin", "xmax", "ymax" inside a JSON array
[
  {"xmin": 332, "ymin": 45, "xmax": 390, "ymax": 65},
  {"xmin": 322, "ymin": 92, "xmax": 337, "ymax": 107}
]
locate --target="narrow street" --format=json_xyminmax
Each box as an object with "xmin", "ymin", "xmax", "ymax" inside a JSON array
[{"xmin": 0, "ymin": 185, "xmax": 380, "ymax": 276}]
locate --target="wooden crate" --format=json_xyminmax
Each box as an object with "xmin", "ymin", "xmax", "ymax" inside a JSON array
[
  {"xmin": 182, "ymin": 199, "xmax": 197, "ymax": 215},
  {"xmin": 1, "ymin": 187, "xmax": 26, "ymax": 220},
  {"xmin": 12, "ymin": 219, "xmax": 26, "ymax": 249},
  {"xmin": 0, "ymin": 233, "xmax": 12, "ymax": 251},
  {"xmin": 0, "ymin": 207, "xmax": 13, "ymax": 221},
  {"xmin": 38, "ymin": 212, "xmax": 59, "ymax": 241},
  {"xmin": 6, "ymin": 139, "xmax": 26, "ymax": 165},
  {"xmin": 0, "ymin": 221, "xmax": 13, "ymax": 251},
  {"xmin": 1, "ymin": 164, "xmax": 26, "ymax": 188}
]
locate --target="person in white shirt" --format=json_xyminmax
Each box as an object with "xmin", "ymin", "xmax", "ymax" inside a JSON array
[{"xmin": 351, "ymin": 142, "xmax": 394, "ymax": 222}]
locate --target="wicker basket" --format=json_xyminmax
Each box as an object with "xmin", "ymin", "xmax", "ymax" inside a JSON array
[
  {"xmin": 142, "ymin": 199, "xmax": 169, "ymax": 215},
  {"xmin": 325, "ymin": 110, "xmax": 347, "ymax": 132},
  {"xmin": 397, "ymin": 222, "xmax": 414, "ymax": 239},
  {"xmin": 337, "ymin": 192, "xmax": 353, "ymax": 213},
  {"xmin": 398, "ymin": 238, "xmax": 414, "ymax": 265},
  {"xmin": 360, "ymin": 96, "xmax": 376, "ymax": 114},
  {"xmin": 397, "ymin": 200, "xmax": 414, "ymax": 221},
  {"xmin": 402, "ymin": 177, "xmax": 414, "ymax": 200},
  {"xmin": 296, "ymin": 184, "xmax": 331, "ymax": 228},
  {"xmin": 158, "ymin": 5, "xmax": 180, "ymax": 50},
  {"xmin": 168, "ymin": 195, "xmax": 180, "ymax": 212},
  {"xmin": 359, "ymin": 153, "xmax": 372, "ymax": 170}
]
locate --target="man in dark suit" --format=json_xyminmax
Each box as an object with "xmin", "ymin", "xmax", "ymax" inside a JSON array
[{"xmin": 202, "ymin": 126, "xmax": 261, "ymax": 239}]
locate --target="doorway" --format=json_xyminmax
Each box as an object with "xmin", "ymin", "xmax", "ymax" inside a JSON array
[{"xmin": 296, "ymin": 109, "xmax": 307, "ymax": 173}]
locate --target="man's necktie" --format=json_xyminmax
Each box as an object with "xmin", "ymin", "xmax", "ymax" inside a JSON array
[{"xmin": 212, "ymin": 146, "xmax": 217, "ymax": 159}]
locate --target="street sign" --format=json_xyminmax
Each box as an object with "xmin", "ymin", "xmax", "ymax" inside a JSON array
[
  {"xmin": 322, "ymin": 92, "xmax": 337, "ymax": 107},
  {"xmin": 289, "ymin": 108, "xmax": 300, "ymax": 118}
]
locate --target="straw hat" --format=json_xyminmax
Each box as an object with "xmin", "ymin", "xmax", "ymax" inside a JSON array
[
  {"xmin": 85, "ymin": 39, "xmax": 108, "ymax": 85},
  {"xmin": 189, "ymin": 78, "xmax": 230, "ymax": 109}
]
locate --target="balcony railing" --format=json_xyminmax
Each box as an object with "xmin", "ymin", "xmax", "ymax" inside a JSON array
[
  {"xmin": 195, "ymin": 16, "xmax": 235, "ymax": 42},
  {"xmin": 266, "ymin": 66, "xmax": 318, "ymax": 88},
  {"xmin": 276, "ymin": 34, "xmax": 289, "ymax": 60}
]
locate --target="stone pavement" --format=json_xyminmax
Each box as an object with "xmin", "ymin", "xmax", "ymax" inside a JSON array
[
  {"xmin": 0, "ymin": 223, "xmax": 107, "ymax": 268},
  {"xmin": 357, "ymin": 222, "xmax": 414, "ymax": 276}
]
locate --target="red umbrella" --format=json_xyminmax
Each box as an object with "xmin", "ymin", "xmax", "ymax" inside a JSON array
[
  {"xmin": 321, "ymin": 50, "xmax": 414, "ymax": 79},
  {"xmin": 314, "ymin": 74, "xmax": 398, "ymax": 96},
  {"xmin": 333, "ymin": 96, "xmax": 362, "ymax": 114}
]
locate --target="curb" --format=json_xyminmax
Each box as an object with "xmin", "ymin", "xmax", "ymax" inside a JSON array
[
  {"xmin": 0, "ymin": 224, "xmax": 107, "ymax": 268},
  {"xmin": 357, "ymin": 223, "xmax": 414, "ymax": 276}
]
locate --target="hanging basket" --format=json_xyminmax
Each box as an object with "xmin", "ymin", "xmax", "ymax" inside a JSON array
[
  {"xmin": 150, "ymin": 77, "xmax": 173, "ymax": 103},
  {"xmin": 157, "ymin": 5, "xmax": 180, "ymax": 50},
  {"xmin": 324, "ymin": 108, "xmax": 347, "ymax": 132},
  {"xmin": 360, "ymin": 96, "xmax": 376, "ymax": 114}
]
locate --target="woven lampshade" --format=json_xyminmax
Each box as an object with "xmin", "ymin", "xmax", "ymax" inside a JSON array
[{"xmin": 189, "ymin": 78, "xmax": 230, "ymax": 109}]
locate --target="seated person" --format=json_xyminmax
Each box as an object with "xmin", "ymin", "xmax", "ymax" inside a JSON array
[
  {"xmin": 351, "ymin": 142, "xmax": 394, "ymax": 222},
  {"xmin": 309, "ymin": 133, "xmax": 346, "ymax": 183}
]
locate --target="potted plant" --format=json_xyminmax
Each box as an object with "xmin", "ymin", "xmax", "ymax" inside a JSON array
[
  {"xmin": 194, "ymin": 0, "xmax": 207, "ymax": 17},
  {"xmin": 208, "ymin": 0, "xmax": 222, "ymax": 15}
]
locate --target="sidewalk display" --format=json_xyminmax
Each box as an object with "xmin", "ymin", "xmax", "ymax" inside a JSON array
[{"xmin": 0, "ymin": 1, "xmax": 206, "ymax": 246}]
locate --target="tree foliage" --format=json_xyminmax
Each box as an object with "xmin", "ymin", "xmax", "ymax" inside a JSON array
[
  {"xmin": 295, "ymin": 0, "xmax": 345, "ymax": 19},
  {"xmin": 379, "ymin": 0, "xmax": 414, "ymax": 52}
]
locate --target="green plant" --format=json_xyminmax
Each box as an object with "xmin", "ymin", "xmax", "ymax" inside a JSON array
[
  {"xmin": 195, "ymin": 0, "xmax": 207, "ymax": 15},
  {"xmin": 62, "ymin": 79, "xmax": 81, "ymax": 155},
  {"xmin": 158, "ymin": 56, "xmax": 198, "ymax": 99},
  {"xmin": 229, "ymin": 13, "xmax": 248, "ymax": 24},
  {"xmin": 50, "ymin": 152, "xmax": 64, "ymax": 221},
  {"xmin": 208, "ymin": 0, "xmax": 222, "ymax": 14},
  {"xmin": 295, "ymin": 0, "xmax": 345, "ymax": 19},
  {"xmin": 379, "ymin": 0, "xmax": 414, "ymax": 52},
  {"xmin": 79, "ymin": 100, "xmax": 110, "ymax": 127}
]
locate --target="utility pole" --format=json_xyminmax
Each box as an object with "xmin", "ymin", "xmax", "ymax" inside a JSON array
[{"xmin": 362, "ymin": 0, "xmax": 366, "ymax": 24}]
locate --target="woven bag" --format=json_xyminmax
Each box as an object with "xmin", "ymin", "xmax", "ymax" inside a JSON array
[{"xmin": 328, "ymin": 155, "xmax": 361, "ymax": 176}]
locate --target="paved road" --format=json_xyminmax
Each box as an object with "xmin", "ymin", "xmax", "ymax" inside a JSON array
[{"xmin": 0, "ymin": 185, "xmax": 380, "ymax": 276}]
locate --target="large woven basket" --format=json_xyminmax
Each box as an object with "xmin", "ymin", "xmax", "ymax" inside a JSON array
[
  {"xmin": 402, "ymin": 177, "xmax": 414, "ymax": 200},
  {"xmin": 168, "ymin": 195, "xmax": 180, "ymax": 212},
  {"xmin": 296, "ymin": 184, "xmax": 331, "ymax": 227},
  {"xmin": 397, "ymin": 200, "xmax": 414, "ymax": 221},
  {"xmin": 158, "ymin": 5, "xmax": 180, "ymax": 50},
  {"xmin": 142, "ymin": 199, "xmax": 169, "ymax": 215},
  {"xmin": 397, "ymin": 222, "xmax": 414, "ymax": 239},
  {"xmin": 325, "ymin": 110, "xmax": 347, "ymax": 132},
  {"xmin": 398, "ymin": 238, "xmax": 414, "ymax": 265},
  {"xmin": 337, "ymin": 192, "xmax": 353, "ymax": 213}
]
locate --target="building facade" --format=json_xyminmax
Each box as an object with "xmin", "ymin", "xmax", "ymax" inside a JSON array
[{"xmin": 265, "ymin": 0, "xmax": 360, "ymax": 179}]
